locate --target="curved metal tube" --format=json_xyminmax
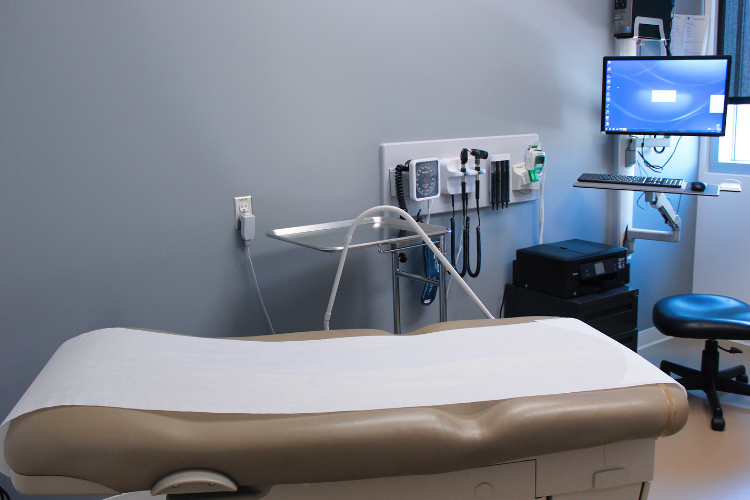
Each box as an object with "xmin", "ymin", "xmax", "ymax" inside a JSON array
[{"xmin": 324, "ymin": 206, "xmax": 494, "ymax": 330}]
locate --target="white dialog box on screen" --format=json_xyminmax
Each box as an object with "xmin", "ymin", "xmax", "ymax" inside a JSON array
[
  {"xmin": 652, "ymin": 90, "xmax": 677, "ymax": 102},
  {"xmin": 709, "ymin": 94, "xmax": 725, "ymax": 113}
]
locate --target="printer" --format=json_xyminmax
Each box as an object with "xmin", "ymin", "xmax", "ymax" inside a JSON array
[{"xmin": 512, "ymin": 239, "xmax": 629, "ymax": 299}]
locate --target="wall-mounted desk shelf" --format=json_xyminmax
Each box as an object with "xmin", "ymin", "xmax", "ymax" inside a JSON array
[{"xmin": 573, "ymin": 181, "xmax": 720, "ymax": 196}]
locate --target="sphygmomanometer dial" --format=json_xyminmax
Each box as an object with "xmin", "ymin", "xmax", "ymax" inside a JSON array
[{"xmin": 414, "ymin": 161, "xmax": 439, "ymax": 200}]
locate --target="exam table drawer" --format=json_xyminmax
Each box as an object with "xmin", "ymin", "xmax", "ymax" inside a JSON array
[{"xmin": 262, "ymin": 460, "xmax": 536, "ymax": 500}]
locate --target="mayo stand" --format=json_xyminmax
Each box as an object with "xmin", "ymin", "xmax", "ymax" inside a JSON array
[{"xmin": 267, "ymin": 217, "xmax": 449, "ymax": 334}]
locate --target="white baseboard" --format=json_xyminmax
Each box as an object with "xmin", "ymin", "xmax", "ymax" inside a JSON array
[{"xmin": 638, "ymin": 327, "xmax": 670, "ymax": 350}]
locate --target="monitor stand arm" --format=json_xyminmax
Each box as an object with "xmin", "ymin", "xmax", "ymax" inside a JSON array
[{"xmin": 623, "ymin": 192, "xmax": 681, "ymax": 253}]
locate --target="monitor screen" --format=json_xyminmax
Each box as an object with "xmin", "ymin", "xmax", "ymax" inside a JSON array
[{"xmin": 602, "ymin": 56, "xmax": 731, "ymax": 136}]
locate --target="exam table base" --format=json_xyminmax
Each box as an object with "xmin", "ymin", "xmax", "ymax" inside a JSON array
[{"xmin": 86, "ymin": 440, "xmax": 653, "ymax": 500}]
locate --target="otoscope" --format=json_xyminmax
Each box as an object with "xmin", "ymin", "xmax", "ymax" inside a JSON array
[
  {"xmin": 452, "ymin": 148, "xmax": 470, "ymax": 277},
  {"xmin": 467, "ymin": 149, "xmax": 487, "ymax": 277}
]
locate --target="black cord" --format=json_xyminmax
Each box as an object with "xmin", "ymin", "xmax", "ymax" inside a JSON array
[
  {"xmin": 467, "ymin": 191, "xmax": 481, "ymax": 278},
  {"xmin": 394, "ymin": 164, "xmax": 408, "ymax": 212},
  {"xmin": 498, "ymin": 287, "xmax": 508, "ymax": 318},
  {"xmin": 634, "ymin": 160, "xmax": 646, "ymax": 210},
  {"xmin": 637, "ymin": 137, "xmax": 682, "ymax": 173},
  {"xmin": 466, "ymin": 151, "xmax": 486, "ymax": 278},
  {"xmin": 676, "ymin": 194, "xmax": 682, "ymax": 214},
  {"xmin": 475, "ymin": 179, "xmax": 482, "ymax": 227},
  {"xmin": 455, "ymin": 179, "xmax": 468, "ymax": 277},
  {"xmin": 638, "ymin": 140, "xmax": 662, "ymax": 173},
  {"xmin": 654, "ymin": 147, "xmax": 666, "ymax": 154},
  {"xmin": 463, "ymin": 179, "xmax": 471, "ymax": 276},
  {"xmin": 660, "ymin": 136, "xmax": 682, "ymax": 168},
  {"xmin": 461, "ymin": 187, "xmax": 469, "ymax": 277},
  {"xmin": 461, "ymin": 213, "xmax": 470, "ymax": 277},
  {"xmin": 450, "ymin": 195, "xmax": 456, "ymax": 267},
  {"xmin": 1, "ymin": 485, "xmax": 11, "ymax": 500}
]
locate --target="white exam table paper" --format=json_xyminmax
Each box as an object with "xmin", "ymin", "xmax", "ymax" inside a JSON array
[{"xmin": 0, "ymin": 318, "xmax": 676, "ymax": 476}]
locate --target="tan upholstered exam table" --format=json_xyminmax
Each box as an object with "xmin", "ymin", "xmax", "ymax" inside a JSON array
[{"xmin": 1, "ymin": 317, "xmax": 687, "ymax": 500}]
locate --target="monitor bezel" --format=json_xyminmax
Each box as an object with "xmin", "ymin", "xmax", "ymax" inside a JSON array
[{"xmin": 601, "ymin": 55, "xmax": 732, "ymax": 137}]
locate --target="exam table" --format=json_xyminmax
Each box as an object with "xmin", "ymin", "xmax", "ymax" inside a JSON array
[{"xmin": 1, "ymin": 317, "xmax": 687, "ymax": 500}]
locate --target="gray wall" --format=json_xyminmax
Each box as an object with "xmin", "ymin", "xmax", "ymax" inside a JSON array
[{"xmin": 0, "ymin": 1, "xmax": 697, "ymax": 497}]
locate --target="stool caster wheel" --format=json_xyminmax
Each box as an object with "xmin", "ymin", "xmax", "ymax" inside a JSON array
[
  {"xmin": 711, "ymin": 415, "xmax": 726, "ymax": 431},
  {"xmin": 737, "ymin": 374, "xmax": 749, "ymax": 384}
]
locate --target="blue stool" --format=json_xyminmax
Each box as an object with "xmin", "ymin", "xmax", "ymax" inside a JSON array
[{"xmin": 653, "ymin": 294, "xmax": 750, "ymax": 431}]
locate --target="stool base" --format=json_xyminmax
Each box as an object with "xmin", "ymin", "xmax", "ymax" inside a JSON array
[{"xmin": 661, "ymin": 340, "xmax": 750, "ymax": 431}]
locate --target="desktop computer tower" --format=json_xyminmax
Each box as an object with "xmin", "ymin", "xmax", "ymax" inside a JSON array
[{"xmin": 614, "ymin": 0, "xmax": 673, "ymax": 39}]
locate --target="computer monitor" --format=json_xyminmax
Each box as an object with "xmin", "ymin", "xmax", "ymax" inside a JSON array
[{"xmin": 602, "ymin": 56, "xmax": 731, "ymax": 136}]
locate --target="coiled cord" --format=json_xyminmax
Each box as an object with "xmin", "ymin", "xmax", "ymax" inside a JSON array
[
  {"xmin": 1, "ymin": 485, "xmax": 11, "ymax": 500},
  {"xmin": 468, "ymin": 227, "xmax": 481, "ymax": 277},
  {"xmin": 455, "ymin": 178, "xmax": 468, "ymax": 277},
  {"xmin": 467, "ymin": 178, "xmax": 482, "ymax": 278},
  {"xmin": 462, "ymin": 214, "xmax": 470, "ymax": 277},
  {"xmin": 450, "ymin": 195, "xmax": 457, "ymax": 268},
  {"xmin": 394, "ymin": 164, "xmax": 408, "ymax": 213}
]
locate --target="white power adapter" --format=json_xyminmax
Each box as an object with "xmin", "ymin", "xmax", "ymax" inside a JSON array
[
  {"xmin": 237, "ymin": 209, "xmax": 275, "ymax": 334},
  {"xmin": 240, "ymin": 212, "xmax": 256, "ymax": 241}
]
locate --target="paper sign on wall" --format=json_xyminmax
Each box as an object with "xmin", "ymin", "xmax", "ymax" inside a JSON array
[{"xmin": 670, "ymin": 15, "xmax": 709, "ymax": 56}]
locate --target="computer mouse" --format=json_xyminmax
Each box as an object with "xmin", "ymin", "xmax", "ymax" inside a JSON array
[{"xmin": 690, "ymin": 181, "xmax": 707, "ymax": 192}]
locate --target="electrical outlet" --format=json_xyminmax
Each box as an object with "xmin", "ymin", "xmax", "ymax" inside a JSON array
[{"xmin": 234, "ymin": 196, "xmax": 252, "ymax": 229}]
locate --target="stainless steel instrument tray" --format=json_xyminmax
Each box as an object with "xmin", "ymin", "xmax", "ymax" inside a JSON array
[{"xmin": 267, "ymin": 217, "xmax": 449, "ymax": 253}]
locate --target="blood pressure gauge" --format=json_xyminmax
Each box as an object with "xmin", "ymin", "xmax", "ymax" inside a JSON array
[{"xmin": 409, "ymin": 158, "xmax": 441, "ymax": 201}]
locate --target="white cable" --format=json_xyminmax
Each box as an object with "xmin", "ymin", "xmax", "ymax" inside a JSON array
[
  {"xmin": 324, "ymin": 206, "xmax": 493, "ymax": 330},
  {"xmin": 539, "ymin": 171, "xmax": 545, "ymax": 244},
  {"xmin": 246, "ymin": 245, "xmax": 276, "ymax": 335}
]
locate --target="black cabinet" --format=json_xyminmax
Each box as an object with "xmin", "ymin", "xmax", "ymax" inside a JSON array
[{"xmin": 504, "ymin": 284, "xmax": 639, "ymax": 351}]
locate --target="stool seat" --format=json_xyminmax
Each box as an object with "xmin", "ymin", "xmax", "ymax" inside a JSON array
[{"xmin": 653, "ymin": 294, "xmax": 750, "ymax": 340}]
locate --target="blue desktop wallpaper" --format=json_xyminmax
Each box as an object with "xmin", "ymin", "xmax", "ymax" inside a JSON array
[{"xmin": 604, "ymin": 58, "xmax": 729, "ymax": 134}]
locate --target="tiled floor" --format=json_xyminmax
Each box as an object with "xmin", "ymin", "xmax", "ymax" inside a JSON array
[{"xmin": 639, "ymin": 338, "xmax": 750, "ymax": 500}]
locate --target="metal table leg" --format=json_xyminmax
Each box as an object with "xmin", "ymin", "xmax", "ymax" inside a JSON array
[
  {"xmin": 392, "ymin": 250, "xmax": 401, "ymax": 335},
  {"xmin": 389, "ymin": 236, "xmax": 448, "ymax": 334},
  {"xmin": 439, "ymin": 235, "xmax": 447, "ymax": 322}
]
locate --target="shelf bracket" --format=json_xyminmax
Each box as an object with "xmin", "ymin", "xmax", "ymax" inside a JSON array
[{"xmin": 623, "ymin": 192, "xmax": 681, "ymax": 253}]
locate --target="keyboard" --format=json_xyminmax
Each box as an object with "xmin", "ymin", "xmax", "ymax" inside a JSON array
[{"xmin": 577, "ymin": 173, "xmax": 684, "ymax": 188}]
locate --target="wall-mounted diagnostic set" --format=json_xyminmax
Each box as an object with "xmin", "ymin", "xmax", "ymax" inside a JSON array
[
  {"xmin": 381, "ymin": 134, "xmax": 548, "ymax": 308},
  {"xmin": 382, "ymin": 134, "xmax": 545, "ymax": 217}
]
